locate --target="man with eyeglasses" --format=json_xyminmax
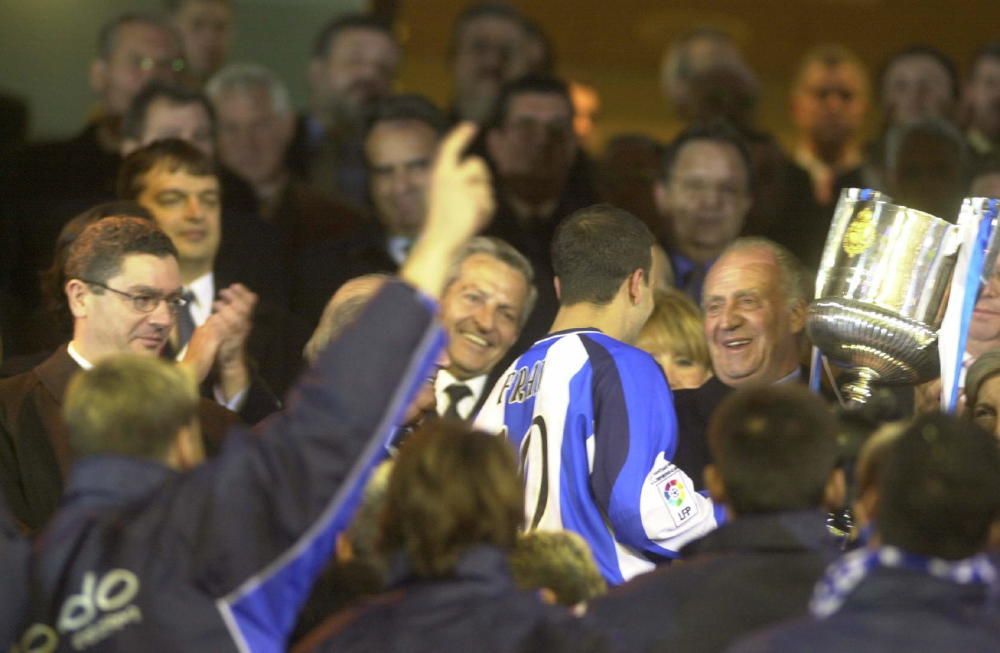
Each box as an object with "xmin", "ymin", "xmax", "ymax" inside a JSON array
[
  {"xmin": 3, "ymin": 11, "xmax": 187, "ymax": 356},
  {"xmin": 483, "ymin": 74, "xmax": 598, "ymax": 354},
  {"xmin": 0, "ymin": 216, "xmax": 250, "ymax": 533},
  {"xmin": 654, "ymin": 123, "xmax": 753, "ymax": 304},
  {"xmin": 790, "ymin": 45, "xmax": 871, "ymax": 208}
]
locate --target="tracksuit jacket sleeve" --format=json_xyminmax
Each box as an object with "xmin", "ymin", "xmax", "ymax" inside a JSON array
[{"xmin": 174, "ymin": 281, "xmax": 444, "ymax": 650}]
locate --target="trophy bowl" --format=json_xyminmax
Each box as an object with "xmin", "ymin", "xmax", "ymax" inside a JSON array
[{"xmin": 807, "ymin": 190, "xmax": 960, "ymax": 404}]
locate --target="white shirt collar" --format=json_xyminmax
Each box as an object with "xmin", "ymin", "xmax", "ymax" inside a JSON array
[
  {"xmin": 386, "ymin": 236, "xmax": 413, "ymax": 266},
  {"xmin": 434, "ymin": 368, "xmax": 488, "ymax": 420},
  {"xmin": 66, "ymin": 341, "xmax": 93, "ymax": 370},
  {"xmin": 185, "ymin": 272, "xmax": 215, "ymax": 327}
]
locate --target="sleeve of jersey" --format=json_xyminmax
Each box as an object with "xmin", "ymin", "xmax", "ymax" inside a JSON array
[{"xmin": 588, "ymin": 343, "xmax": 717, "ymax": 560}]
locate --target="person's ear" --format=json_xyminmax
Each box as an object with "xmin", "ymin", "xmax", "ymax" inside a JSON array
[
  {"xmin": 627, "ymin": 268, "xmax": 645, "ymax": 304},
  {"xmin": 172, "ymin": 419, "xmax": 205, "ymax": 471},
  {"xmin": 653, "ymin": 177, "xmax": 671, "ymax": 215},
  {"xmin": 486, "ymin": 128, "xmax": 504, "ymax": 165},
  {"xmin": 553, "ymin": 276, "xmax": 562, "ymax": 302},
  {"xmin": 537, "ymin": 587, "xmax": 558, "ymax": 605},
  {"xmin": 823, "ymin": 467, "xmax": 847, "ymax": 512},
  {"xmin": 65, "ymin": 279, "xmax": 90, "ymax": 319},
  {"xmin": 789, "ymin": 298, "xmax": 807, "ymax": 335}
]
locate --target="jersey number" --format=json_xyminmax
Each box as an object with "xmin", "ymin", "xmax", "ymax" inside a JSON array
[{"xmin": 519, "ymin": 415, "xmax": 549, "ymax": 530}]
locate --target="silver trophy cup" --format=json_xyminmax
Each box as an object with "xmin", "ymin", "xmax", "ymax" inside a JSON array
[{"xmin": 807, "ymin": 191, "xmax": 999, "ymax": 404}]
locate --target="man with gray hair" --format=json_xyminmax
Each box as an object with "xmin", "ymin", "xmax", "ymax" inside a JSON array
[
  {"xmin": 673, "ymin": 236, "xmax": 809, "ymax": 488},
  {"xmin": 437, "ymin": 236, "xmax": 536, "ymax": 420},
  {"xmin": 207, "ymin": 63, "xmax": 362, "ymax": 256}
]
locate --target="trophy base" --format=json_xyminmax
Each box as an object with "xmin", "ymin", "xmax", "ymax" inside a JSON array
[{"xmin": 840, "ymin": 368, "xmax": 882, "ymax": 406}]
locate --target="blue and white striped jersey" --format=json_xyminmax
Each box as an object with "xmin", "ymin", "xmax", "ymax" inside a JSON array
[{"xmin": 475, "ymin": 328, "xmax": 717, "ymax": 585}]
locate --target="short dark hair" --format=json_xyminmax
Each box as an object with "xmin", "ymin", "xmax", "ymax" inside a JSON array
[
  {"xmin": 117, "ymin": 138, "xmax": 217, "ymax": 201},
  {"xmin": 65, "ymin": 355, "xmax": 199, "ymax": 460},
  {"xmin": 380, "ymin": 420, "xmax": 523, "ymax": 578},
  {"xmin": 64, "ymin": 217, "xmax": 178, "ymax": 287},
  {"xmin": 969, "ymin": 41, "xmax": 1000, "ymax": 76},
  {"xmin": 43, "ymin": 202, "xmax": 155, "ymax": 324},
  {"xmin": 708, "ymin": 385, "xmax": 840, "ymax": 515},
  {"xmin": 661, "ymin": 120, "xmax": 754, "ymax": 189},
  {"xmin": 122, "ymin": 81, "xmax": 216, "ymax": 142},
  {"xmin": 878, "ymin": 45, "xmax": 960, "ymax": 101},
  {"xmin": 96, "ymin": 10, "xmax": 180, "ymax": 60},
  {"xmin": 312, "ymin": 13, "xmax": 395, "ymax": 60},
  {"xmin": 487, "ymin": 74, "xmax": 573, "ymax": 131},
  {"xmin": 449, "ymin": 2, "xmax": 525, "ymax": 59},
  {"xmin": 364, "ymin": 93, "xmax": 449, "ymax": 139},
  {"xmin": 879, "ymin": 413, "xmax": 1000, "ymax": 560},
  {"xmin": 551, "ymin": 204, "xmax": 654, "ymax": 306}
]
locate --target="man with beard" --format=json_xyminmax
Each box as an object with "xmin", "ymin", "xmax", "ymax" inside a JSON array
[{"xmin": 290, "ymin": 13, "xmax": 401, "ymax": 210}]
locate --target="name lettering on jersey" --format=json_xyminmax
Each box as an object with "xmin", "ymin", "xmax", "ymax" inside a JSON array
[
  {"xmin": 648, "ymin": 462, "xmax": 699, "ymax": 527},
  {"xmin": 499, "ymin": 361, "xmax": 545, "ymax": 405},
  {"xmin": 13, "ymin": 569, "xmax": 142, "ymax": 653}
]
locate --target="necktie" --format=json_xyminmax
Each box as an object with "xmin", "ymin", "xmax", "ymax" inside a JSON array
[
  {"xmin": 176, "ymin": 289, "xmax": 197, "ymax": 350},
  {"xmin": 443, "ymin": 383, "xmax": 473, "ymax": 420}
]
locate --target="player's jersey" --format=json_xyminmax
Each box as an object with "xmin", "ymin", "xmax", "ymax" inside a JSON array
[{"xmin": 476, "ymin": 328, "xmax": 717, "ymax": 585}]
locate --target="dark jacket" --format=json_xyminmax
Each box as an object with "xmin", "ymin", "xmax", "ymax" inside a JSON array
[
  {"xmin": 731, "ymin": 564, "xmax": 1000, "ymax": 653},
  {"xmin": 293, "ymin": 546, "xmax": 591, "ymax": 653},
  {"xmin": 0, "ymin": 498, "xmax": 29, "ymax": 650},
  {"xmin": 14, "ymin": 281, "xmax": 442, "ymax": 652},
  {"xmin": 589, "ymin": 510, "xmax": 839, "ymax": 653},
  {"xmin": 0, "ymin": 345, "xmax": 238, "ymax": 532},
  {"xmin": 672, "ymin": 376, "xmax": 733, "ymax": 490}
]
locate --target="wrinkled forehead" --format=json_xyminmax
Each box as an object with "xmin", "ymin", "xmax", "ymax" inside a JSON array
[{"xmin": 704, "ymin": 250, "xmax": 782, "ymax": 298}]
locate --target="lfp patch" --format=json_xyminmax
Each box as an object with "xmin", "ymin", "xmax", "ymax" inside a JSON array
[
  {"xmin": 648, "ymin": 462, "xmax": 699, "ymax": 527},
  {"xmin": 664, "ymin": 477, "xmax": 686, "ymax": 507}
]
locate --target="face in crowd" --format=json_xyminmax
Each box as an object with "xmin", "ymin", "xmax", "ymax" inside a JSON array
[
  {"xmin": 655, "ymin": 138, "xmax": 751, "ymax": 262},
  {"xmin": 440, "ymin": 253, "xmax": 530, "ymax": 381},
  {"xmin": 365, "ymin": 119, "xmax": 440, "ymax": 240},
  {"xmin": 90, "ymin": 21, "xmax": 184, "ymax": 117},
  {"xmin": 701, "ymin": 245, "xmax": 804, "ymax": 388},
  {"xmin": 309, "ymin": 26, "xmax": 400, "ymax": 124}
]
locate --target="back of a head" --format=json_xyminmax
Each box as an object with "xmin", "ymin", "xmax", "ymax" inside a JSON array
[
  {"xmin": 63, "ymin": 216, "xmax": 178, "ymax": 288},
  {"xmin": 64, "ymin": 354, "xmax": 198, "ymax": 460},
  {"xmin": 878, "ymin": 413, "xmax": 1000, "ymax": 560},
  {"xmin": 509, "ymin": 530, "xmax": 606, "ymax": 606},
  {"xmin": 117, "ymin": 138, "xmax": 216, "ymax": 201},
  {"xmin": 380, "ymin": 420, "xmax": 523, "ymax": 578},
  {"xmin": 551, "ymin": 204, "xmax": 654, "ymax": 306},
  {"xmin": 708, "ymin": 385, "xmax": 839, "ymax": 515},
  {"xmin": 304, "ymin": 274, "xmax": 391, "ymax": 364}
]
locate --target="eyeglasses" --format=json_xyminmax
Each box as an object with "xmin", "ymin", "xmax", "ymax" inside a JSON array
[{"xmin": 80, "ymin": 279, "xmax": 188, "ymax": 314}]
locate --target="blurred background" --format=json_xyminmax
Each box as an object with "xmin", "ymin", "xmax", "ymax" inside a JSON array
[{"xmin": 3, "ymin": 0, "xmax": 998, "ymax": 148}]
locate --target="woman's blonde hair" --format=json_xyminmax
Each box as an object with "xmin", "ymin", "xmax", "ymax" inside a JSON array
[{"xmin": 638, "ymin": 287, "xmax": 710, "ymax": 368}]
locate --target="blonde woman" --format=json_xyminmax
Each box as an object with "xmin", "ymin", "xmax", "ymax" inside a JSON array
[{"xmin": 637, "ymin": 287, "xmax": 712, "ymax": 390}]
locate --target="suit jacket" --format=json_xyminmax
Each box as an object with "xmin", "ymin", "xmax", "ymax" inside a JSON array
[
  {"xmin": 292, "ymin": 222, "xmax": 399, "ymax": 327},
  {"xmin": 0, "ymin": 345, "xmax": 238, "ymax": 532},
  {"xmin": 672, "ymin": 375, "xmax": 733, "ymax": 490}
]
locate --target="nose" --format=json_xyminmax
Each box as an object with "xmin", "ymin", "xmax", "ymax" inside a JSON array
[
  {"xmin": 185, "ymin": 196, "xmax": 204, "ymax": 220},
  {"xmin": 149, "ymin": 297, "xmax": 175, "ymax": 329},
  {"xmin": 472, "ymin": 302, "xmax": 496, "ymax": 332},
  {"xmin": 720, "ymin": 301, "xmax": 744, "ymax": 330},
  {"xmin": 391, "ymin": 168, "xmax": 414, "ymax": 195}
]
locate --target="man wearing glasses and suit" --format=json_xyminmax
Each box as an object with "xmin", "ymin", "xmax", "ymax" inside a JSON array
[{"xmin": 0, "ymin": 216, "xmax": 250, "ymax": 533}]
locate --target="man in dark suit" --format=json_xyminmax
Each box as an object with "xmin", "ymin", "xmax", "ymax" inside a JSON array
[
  {"xmin": 0, "ymin": 217, "xmax": 246, "ymax": 532},
  {"xmin": 118, "ymin": 139, "xmax": 308, "ymax": 407},
  {"xmin": 293, "ymin": 94, "xmax": 448, "ymax": 325},
  {"xmin": 673, "ymin": 237, "xmax": 808, "ymax": 487}
]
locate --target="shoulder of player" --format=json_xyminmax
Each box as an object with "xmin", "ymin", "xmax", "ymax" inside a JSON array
[{"xmin": 577, "ymin": 332, "xmax": 658, "ymax": 369}]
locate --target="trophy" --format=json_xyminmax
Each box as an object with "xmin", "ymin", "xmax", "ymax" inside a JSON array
[{"xmin": 807, "ymin": 190, "xmax": 1000, "ymax": 404}]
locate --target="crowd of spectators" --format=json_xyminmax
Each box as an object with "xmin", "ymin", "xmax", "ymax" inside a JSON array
[{"xmin": 1, "ymin": 1, "xmax": 1000, "ymax": 651}]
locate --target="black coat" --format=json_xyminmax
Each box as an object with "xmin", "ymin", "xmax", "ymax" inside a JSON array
[{"xmin": 588, "ymin": 510, "xmax": 839, "ymax": 653}]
